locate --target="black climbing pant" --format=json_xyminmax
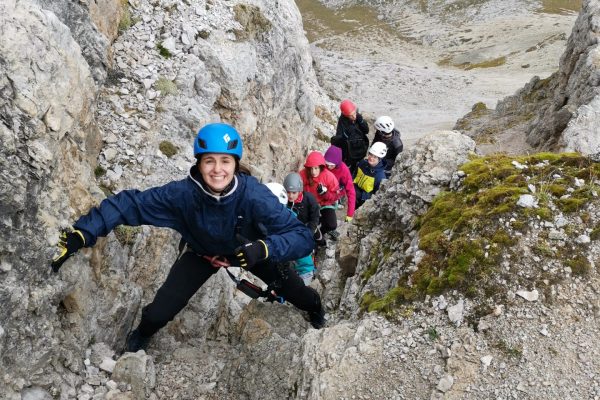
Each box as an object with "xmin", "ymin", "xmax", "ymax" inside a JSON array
[
  {"xmin": 137, "ymin": 250, "xmax": 322, "ymax": 337},
  {"xmin": 319, "ymin": 207, "xmax": 337, "ymax": 235}
]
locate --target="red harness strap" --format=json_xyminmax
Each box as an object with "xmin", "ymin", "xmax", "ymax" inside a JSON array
[{"xmin": 203, "ymin": 255, "xmax": 231, "ymax": 268}]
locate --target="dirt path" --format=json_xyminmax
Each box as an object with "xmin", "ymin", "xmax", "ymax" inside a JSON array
[{"xmin": 298, "ymin": 0, "xmax": 580, "ymax": 152}]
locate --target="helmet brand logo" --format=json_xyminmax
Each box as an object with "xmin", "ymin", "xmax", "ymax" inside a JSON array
[{"xmin": 223, "ymin": 134, "xmax": 231, "ymax": 143}]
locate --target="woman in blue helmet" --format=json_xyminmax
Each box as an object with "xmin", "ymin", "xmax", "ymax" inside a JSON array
[{"xmin": 50, "ymin": 123, "xmax": 326, "ymax": 352}]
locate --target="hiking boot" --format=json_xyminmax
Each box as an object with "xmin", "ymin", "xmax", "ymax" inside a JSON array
[
  {"xmin": 126, "ymin": 328, "xmax": 151, "ymax": 352},
  {"xmin": 326, "ymin": 230, "xmax": 340, "ymax": 241},
  {"xmin": 309, "ymin": 308, "xmax": 326, "ymax": 329}
]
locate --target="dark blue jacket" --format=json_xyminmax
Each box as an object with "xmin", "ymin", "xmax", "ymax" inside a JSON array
[{"xmin": 74, "ymin": 168, "xmax": 314, "ymax": 263}]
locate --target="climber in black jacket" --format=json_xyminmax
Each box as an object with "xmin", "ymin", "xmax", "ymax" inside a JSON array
[
  {"xmin": 372, "ymin": 115, "xmax": 403, "ymax": 178},
  {"xmin": 330, "ymin": 99, "xmax": 369, "ymax": 177}
]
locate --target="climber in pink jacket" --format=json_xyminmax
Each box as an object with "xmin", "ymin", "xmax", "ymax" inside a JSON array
[
  {"xmin": 300, "ymin": 151, "xmax": 340, "ymax": 239},
  {"xmin": 324, "ymin": 145, "xmax": 356, "ymax": 222}
]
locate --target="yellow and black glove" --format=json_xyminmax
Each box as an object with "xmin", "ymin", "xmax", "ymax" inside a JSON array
[
  {"xmin": 345, "ymin": 216, "xmax": 353, "ymax": 222},
  {"xmin": 234, "ymin": 234, "xmax": 268, "ymax": 270},
  {"xmin": 51, "ymin": 229, "xmax": 85, "ymax": 272}
]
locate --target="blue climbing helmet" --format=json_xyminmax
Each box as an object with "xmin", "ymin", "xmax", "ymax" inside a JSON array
[{"xmin": 193, "ymin": 123, "xmax": 243, "ymax": 160}]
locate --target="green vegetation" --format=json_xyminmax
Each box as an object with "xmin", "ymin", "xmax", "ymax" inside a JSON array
[
  {"xmin": 437, "ymin": 56, "xmax": 507, "ymax": 70},
  {"xmin": 159, "ymin": 140, "xmax": 178, "ymax": 157},
  {"xmin": 566, "ymin": 254, "xmax": 591, "ymax": 276},
  {"xmin": 463, "ymin": 56, "xmax": 507, "ymax": 70},
  {"xmin": 495, "ymin": 339, "xmax": 523, "ymax": 359},
  {"xmin": 157, "ymin": 43, "xmax": 172, "ymax": 58},
  {"xmin": 94, "ymin": 166, "xmax": 106, "ymax": 178},
  {"xmin": 118, "ymin": 0, "xmax": 132, "ymax": 33},
  {"xmin": 114, "ymin": 225, "xmax": 141, "ymax": 246},
  {"xmin": 155, "ymin": 77, "xmax": 177, "ymax": 96},
  {"xmin": 362, "ymin": 152, "xmax": 600, "ymax": 316},
  {"xmin": 427, "ymin": 326, "xmax": 440, "ymax": 341}
]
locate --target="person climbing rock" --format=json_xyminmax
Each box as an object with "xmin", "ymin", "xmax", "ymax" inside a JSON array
[
  {"xmin": 299, "ymin": 151, "xmax": 340, "ymax": 243},
  {"xmin": 50, "ymin": 123, "xmax": 326, "ymax": 353},
  {"xmin": 324, "ymin": 145, "xmax": 356, "ymax": 223},
  {"xmin": 283, "ymin": 172, "xmax": 322, "ymax": 245},
  {"xmin": 330, "ymin": 99, "xmax": 370, "ymax": 177},
  {"xmin": 354, "ymin": 142, "xmax": 388, "ymax": 210},
  {"xmin": 265, "ymin": 182, "xmax": 316, "ymax": 285},
  {"xmin": 372, "ymin": 116, "xmax": 403, "ymax": 177}
]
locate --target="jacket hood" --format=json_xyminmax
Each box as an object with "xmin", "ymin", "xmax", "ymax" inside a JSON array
[
  {"xmin": 304, "ymin": 151, "xmax": 326, "ymax": 168},
  {"xmin": 324, "ymin": 145, "xmax": 343, "ymax": 166}
]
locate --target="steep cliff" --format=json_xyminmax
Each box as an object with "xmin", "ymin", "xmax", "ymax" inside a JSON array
[{"xmin": 0, "ymin": 0, "xmax": 333, "ymax": 398}]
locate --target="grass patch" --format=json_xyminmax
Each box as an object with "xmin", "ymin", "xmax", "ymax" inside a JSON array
[
  {"xmin": 118, "ymin": 0, "xmax": 132, "ymax": 33},
  {"xmin": 566, "ymin": 254, "xmax": 591, "ymax": 276},
  {"xmin": 494, "ymin": 339, "xmax": 523, "ymax": 359},
  {"xmin": 114, "ymin": 225, "xmax": 141, "ymax": 246},
  {"xmin": 427, "ymin": 326, "xmax": 440, "ymax": 341},
  {"xmin": 159, "ymin": 140, "xmax": 178, "ymax": 157},
  {"xmin": 157, "ymin": 43, "xmax": 172, "ymax": 58},
  {"xmin": 463, "ymin": 56, "xmax": 507, "ymax": 70},
  {"xmin": 155, "ymin": 77, "xmax": 177, "ymax": 96},
  {"xmin": 94, "ymin": 166, "xmax": 106, "ymax": 178}
]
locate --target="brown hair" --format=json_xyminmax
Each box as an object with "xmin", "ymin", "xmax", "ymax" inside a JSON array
[{"xmin": 304, "ymin": 165, "xmax": 323, "ymax": 186}]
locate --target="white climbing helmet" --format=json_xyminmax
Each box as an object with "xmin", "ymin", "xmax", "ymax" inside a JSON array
[
  {"xmin": 265, "ymin": 182, "xmax": 288, "ymax": 205},
  {"xmin": 374, "ymin": 116, "xmax": 394, "ymax": 134},
  {"xmin": 368, "ymin": 142, "xmax": 388, "ymax": 158}
]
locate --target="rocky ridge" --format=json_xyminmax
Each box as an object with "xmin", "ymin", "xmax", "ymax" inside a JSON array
[{"xmin": 455, "ymin": 0, "xmax": 600, "ymax": 155}]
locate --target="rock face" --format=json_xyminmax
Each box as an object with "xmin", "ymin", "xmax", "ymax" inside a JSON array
[
  {"xmin": 455, "ymin": 0, "xmax": 600, "ymax": 155},
  {"xmin": 0, "ymin": 0, "xmax": 332, "ymax": 398},
  {"xmin": 336, "ymin": 131, "xmax": 476, "ymax": 316}
]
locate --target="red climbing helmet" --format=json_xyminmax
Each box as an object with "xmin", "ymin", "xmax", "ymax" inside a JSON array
[{"xmin": 340, "ymin": 99, "xmax": 357, "ymax": 116}]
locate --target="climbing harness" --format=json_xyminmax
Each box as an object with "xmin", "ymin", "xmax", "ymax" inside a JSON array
[{"xmin": 202, "ymin": 255, "xmax": 284, "ymax": 303}]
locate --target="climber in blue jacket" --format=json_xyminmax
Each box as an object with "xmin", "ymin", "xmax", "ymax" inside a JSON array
[{"xmin": 50, "ymin": 123, "xmax": 326, "ymax": 352}]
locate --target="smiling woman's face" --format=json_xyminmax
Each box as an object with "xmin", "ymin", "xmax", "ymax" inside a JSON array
[{"xmin": 199, "ymin": 153, "xmax": 236, "ymax": 193}]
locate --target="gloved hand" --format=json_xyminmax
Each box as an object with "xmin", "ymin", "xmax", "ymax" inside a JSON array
[
  {"xmin": 51, "ymin": 229, "xmax": 85, "ymax": 272},
  {"xmin": 235, "ymin": 234, "xmax": 268, "ymax": 269},
  {"xmin": 345, "ymin": 216, "xmax": 353, "ymax": 222},
  {"xmin": 316, "ymin": 183, "xmax": 327, "ymax": 196}
]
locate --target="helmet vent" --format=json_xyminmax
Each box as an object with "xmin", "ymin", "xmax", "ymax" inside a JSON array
[
  {"xmin": 227, "ymin": 139, "xmax": 238, "ymax": 150},
  {"xmin": 198, "ymin": 138, "xmax": 207, "ymax": 149}
]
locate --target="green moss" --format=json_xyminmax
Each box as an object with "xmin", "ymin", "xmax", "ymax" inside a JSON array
[
  {"xmin": 566, "ymin": 254, "xmax": 591, "ymax": 276},
  {"xmin": 495, "ymin": 339, "xmax": 523, "ymax": 359},
  {"xmin": 464, "ymin": 56, "xmax": 507, "ymax": 70},
  {"xmin": 533, "ymin": 241, "xmax": 554, "ymax": 257},
  {"xmin": 534, "ymin": 207, "xmax": 553, "ymax": 220},
  {"xmin": 365, "ymin": 152, "xmax": 600, "ymax": 317},
  {"xmin": 114, "ymin": 225, "xmax": 141, "ymax": 246},
  {"xmin": 157, "ymin": 43, "xmax": 172, "ymax": 58},
  {"xmin": 118, "ymin": 4, "xmax": 132, "ymax": 33},
  {"xmin": 491, "ymin": 230, "xmax": 515, "ymax": 246},
  {"xmin": 362, "ymin": 243, "xmax": 394, "ymax": 283},
  {"xmin": 196, "ymin": 30, "xmax": 210, "ymax": 39},
  {"xmin": 472, "ymin": 102, "xmax": 487, "ymax": 112},
  {"xmin": 547, "ymin": 184, "xmax": 567, "ymax": 197},
  {"xmin": 155, "ymin": 77, "xmax": 177, "ymax": 96},
  {"xmin": 94, "ymin": 166, "xmax": 106, "ymax": 178},
  {"xmin": 557, "ymin": 197, "xmax": 587, "ymax": 212},
  {"xmin": 591, "ymin": 226, "xmax": 600, "ymax": 241},
  {"xmin": 159, "ymin": 140, "xmax": 178, "ymax": 157},
  {"xmin": 359, "ymin": 291, "xmax": 377, "ymax": 312}
]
